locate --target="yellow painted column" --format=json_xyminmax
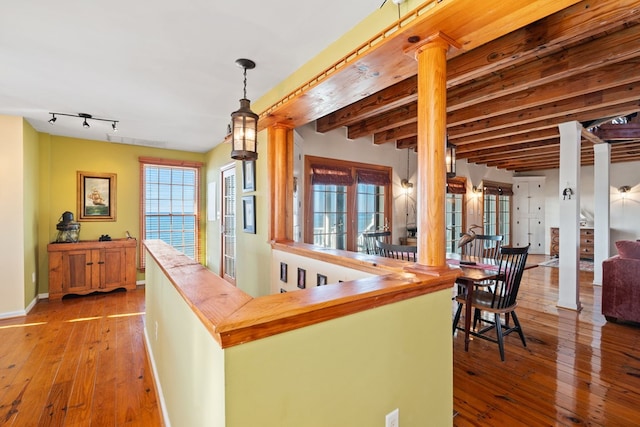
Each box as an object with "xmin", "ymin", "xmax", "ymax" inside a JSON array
[
  {"xmin": 414, "ymin": 34, "xmax": 456, "ymax": 267},
  {"xmin": 267, "ymin": 124, "xmax": 294, "ymax": 241}
]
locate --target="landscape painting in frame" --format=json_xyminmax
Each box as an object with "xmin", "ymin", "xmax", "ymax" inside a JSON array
[{"xmin": 77, "ymin": 171, "xmax": 117, "ymax": 221}]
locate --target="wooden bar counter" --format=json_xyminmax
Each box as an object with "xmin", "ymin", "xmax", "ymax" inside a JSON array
[{"xmin": 144, "ymin": 239, "xmax": 459, "ymax": 348}]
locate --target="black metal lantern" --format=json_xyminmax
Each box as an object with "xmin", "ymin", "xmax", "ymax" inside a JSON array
[
  {"xmin": 231, "ymin": 58, "xmax": 258, "ymax": 161},
  {"xmin": 55, "ymin": 211, "xmax": 81, "ymax": 243},
  {"xmin": 446, "ymin": 138, "xmax": 456, "ymax": 178}
]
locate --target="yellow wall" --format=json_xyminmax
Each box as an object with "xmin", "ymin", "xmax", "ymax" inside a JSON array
[
  {"xmin": 37, "ymin": 134, "xmax": 206, "ymax": 294},
  {"xmin": 144, "ymin": 253, "xmax": 226, "ymax": 426},
  {"xmin": 23, "ymin": 120, "xmax": 40, "ymax": 307},
  {"xmin": 145, "ymin": 249, "xmax": 453, "ymax": 427},
  {"xmin": 204, "ymin": 130, "xmax": 271, "ymax": 297},
  {"xmin": 225, "ymin": 289, "xmax": 453, "ymax": 427}
]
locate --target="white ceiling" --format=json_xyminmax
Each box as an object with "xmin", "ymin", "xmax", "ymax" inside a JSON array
[{"xmin": 1, "ymin": 0, "xmax": 383, "ymax": 153}]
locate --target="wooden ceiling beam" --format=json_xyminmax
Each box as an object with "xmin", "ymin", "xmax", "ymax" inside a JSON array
[
  {"xmin": 347, "ymin": 103, "xmax": 417, "ymax": 140},
  {"xmin": 449, "ymin": 87, "xmax": 640, "ymax": 139},
  {"xmin": 445, "ymin": 0, "xmax": 640, "ymax": 84},
  {"xmin": 447, "ymin": 23, "xmax": 640, "ymax": 112},
  {"xmin": 594, "ymin": 123, "xmax": 640, "ymax": 140},
  {"xmin": 373, "ymin": 122, "xmax": 417, "ymax": 145},
  {"xmin": 448, "ymin": 58, "xmax": 640, "ymax": 126},
  {"xmin": 454, "ymin": 129, "xmax": 558, "ymax": 153},
  {"xmin": 463, "ymin": 144, "xmax": 560, "ymax": 163},
  {"xmin": 449, "ymin": 104, "xmax": 640, "ymax": 142},
  {"xmin": 314, "ymin": 0, "xmax": 634, "ymax": 134}
]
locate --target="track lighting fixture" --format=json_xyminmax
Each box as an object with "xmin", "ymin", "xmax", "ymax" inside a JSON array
[
  {"xmin": 230, "ymin": 58, "xmax": 259, "ymax": 161},
  {"xmin": 48, "ymin": 112, "xmax": 119, "ymax": 131}
]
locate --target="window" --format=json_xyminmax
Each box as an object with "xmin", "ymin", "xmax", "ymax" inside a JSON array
[
  {"xmin": 139, "ymin": 157, "xmax": 202, "ymax": 268},
  {"xmin": 304, "ymin": 156, "xmax": 391, "ymax": 253},
  {"xmin": 445, "ymin": 178, "xmax": 466, "ymax": 254},
  {"xmin": 221, "ymin": 165, "xmax": 236, "ymax": 283},
  {"xmin": 482, "ymin": 181, "xmax": 512, "ymax": 245}
]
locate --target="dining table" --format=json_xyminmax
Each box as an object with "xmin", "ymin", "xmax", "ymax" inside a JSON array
[{"xmin": 446, "ymin": 252, "xmax": 538, "ymax": 352}]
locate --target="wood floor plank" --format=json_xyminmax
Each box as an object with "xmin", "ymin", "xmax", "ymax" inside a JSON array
[
  {"xmin": 0, "ymin": 288, "xmax": 162, "ymax": 426},
  {"xmin": 90, "ymin": 294, "xmax": 119, "ymax": 426},
  {"xmin": 454, "ymin": 254, "xmax": 640, "ymax": 426}
]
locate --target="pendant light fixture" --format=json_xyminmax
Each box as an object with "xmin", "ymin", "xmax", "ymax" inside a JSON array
[
  {"xmin": 230, "ymin": 58, "xmax": 259, "ymax": 161},
  {"xmin": 446, "ymin": 136, "xmax": 456, "ymax": 178}
]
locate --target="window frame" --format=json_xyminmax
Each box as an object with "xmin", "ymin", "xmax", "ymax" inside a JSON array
[
  {"xmin": 303, "ymin": 155, "xmax": 392, "ymax": 252},
  {"xmin": 139, "ymin": 157, "xmax": 203, "ymax": 270},
  {"xmin": 480, "ymin": 180, "xmax": 513, "ymax": 245}
]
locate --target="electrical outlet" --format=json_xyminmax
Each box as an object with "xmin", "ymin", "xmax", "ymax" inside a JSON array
[{"xmin": 385, "ymin": 408, "xmax": 399, "ymax": 427}]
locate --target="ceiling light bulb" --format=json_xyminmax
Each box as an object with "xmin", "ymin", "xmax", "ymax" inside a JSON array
[{"xmin": 83, "ymin": 119, "xmax": 90, "ymax": 128}]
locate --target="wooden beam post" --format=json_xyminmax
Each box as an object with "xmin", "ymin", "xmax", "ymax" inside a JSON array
[
  {"xmin": 268, "ymin": 124, "xmax": 294, "ymax": 242},
  {"xmin": 410, "ymin": 33, "xmax": 459, "ymax": 267}
]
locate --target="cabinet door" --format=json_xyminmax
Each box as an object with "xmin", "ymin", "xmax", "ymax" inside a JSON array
[
  {"xmin": 102, "ymin": 247, "xmax": 127, "ymax": 289},
  {"xmin": 63, "ymin": 250, "xmax": 93, "ymax": 292},
  {"xmin": 529, "ymin": 218, "xmax": 545, "ymax": 254},
  {"xmin": 512, "ymin": 218, "xmax": 529, "ymax": 248}
]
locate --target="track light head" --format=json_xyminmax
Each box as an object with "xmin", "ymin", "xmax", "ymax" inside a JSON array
[
  {"xmin": 82, "ymin": 119, "xmax": 90, "ymax": 128},
  {"xmin": 112, "ymin": 122, "xmax": 118, "ymax": 132},
  {"xmin": 48, "ymin": 114, "xmax": 57, "ymax": 124}
]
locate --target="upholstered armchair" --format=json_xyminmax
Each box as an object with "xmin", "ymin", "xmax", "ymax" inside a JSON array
[{"xmin": 602, "ymin": 240, "xmax": 640, "ymax": 324}]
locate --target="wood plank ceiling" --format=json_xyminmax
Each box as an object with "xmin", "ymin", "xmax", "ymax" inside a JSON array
[{"xmin": 298, "ymin": 0, "xmax": 640, "ymax": 172}]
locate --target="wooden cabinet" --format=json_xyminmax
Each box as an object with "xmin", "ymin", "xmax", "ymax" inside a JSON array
[
  {"xmin": 513, "ymin": 177, "xmax": 546, "ymax": 254},
  {"xmin": 549, "ymin": 227, "xmax": 594, "ymax": 260},
  {"xmin": 48, "ymin": 239, "xmax": 137, "ymax": 300}
]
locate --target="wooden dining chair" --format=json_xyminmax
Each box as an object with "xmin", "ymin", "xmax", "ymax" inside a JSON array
[
  {"xmin": 361, "ymin": 231, "xmax": 391, "ymax": 255},
  {"xmin": 452, "ymin": 244, "xmax": 530, "ymax": 361},
  {"xmin": 461, "ymin": 234, "xmax": 503, "ymax": 259},
  {"xmin": 375, "ymin": 240, "xmax": 417, "ymax": 262}
]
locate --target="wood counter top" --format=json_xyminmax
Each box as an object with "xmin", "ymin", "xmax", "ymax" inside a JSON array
[{"xmin": 144, "ymin": 239, "xmax": 460, "ymax": 348}]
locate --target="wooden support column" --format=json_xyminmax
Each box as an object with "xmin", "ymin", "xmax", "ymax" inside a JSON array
[
  {"xmin": 268, "ymin": 124, "xmax": 294, "ymax": 242},
  {"xmin": 411, "ymin": 33, "xmax": 459, "ymax": 268}
]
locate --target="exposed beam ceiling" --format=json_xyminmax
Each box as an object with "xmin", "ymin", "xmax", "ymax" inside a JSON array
[{"xmin": 305, "ymin": 0, "xmax": 640, "ymax": 172}]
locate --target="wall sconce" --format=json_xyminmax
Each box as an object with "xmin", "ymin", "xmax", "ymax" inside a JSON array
[
  {"xmin": 562, "ymin": 187, "xmax": 573, "ymax": 200},
  {"xmin": 619, "ymin": 185, "xmax": 631, "ymax": 198},
  {"xmin": 230, "ymin": 58, "xmax": 259, "ymax": 161},
  {"xmin": 472, "ymin": 185, "xmax": 482, "ymax": 195},
  {"xmin": 401, "ymin": 178, "xmax": 414, "ymax": 193},
  {"xmin": 446, "ymin": 138, "xmax": 456, "ymax": 178},
  {"xmin": 48, "ymin": 112, "xmax": 118, "ymax": 132}
]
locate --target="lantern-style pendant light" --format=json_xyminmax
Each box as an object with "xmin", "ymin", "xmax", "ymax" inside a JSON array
[
  {"xmin": 446, "ymin": 137, "xmax": 456, "ymax": 178},
  {"xmin": 231, "ymin": 58, "xmax": 259, "ymax": 161}
]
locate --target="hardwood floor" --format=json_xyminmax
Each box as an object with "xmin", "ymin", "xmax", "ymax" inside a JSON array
[
  {"xmin": 453, "ymin": 254, "xmax": 640, "ymax": 426},
  {"xmin": 1, "ymin": 256, "xmax": 638, "ymax": 426},
  {"xmin": 0, "ymin": 287, "xmax": 161, "ymax": 426}
]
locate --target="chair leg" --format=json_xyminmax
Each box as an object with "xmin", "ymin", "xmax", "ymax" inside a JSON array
[
  {"xmin": 495, "ymin": 313, "xmax": 505, "ymax": 361},
  {"xmin": 510, "ymin": 311, "xmax": 527, "ymax": 347},
  {"xmin": 473, "ymin": 308, "xmax": 481, "ymax": 330},
  {"xmin": 453, "ymin": 303, "xmax": 463, "ymax": 335}
]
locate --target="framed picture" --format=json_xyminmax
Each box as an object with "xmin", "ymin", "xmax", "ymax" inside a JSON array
[
  {"xmin": 77, "ymin": 171, "xmax": 116, "ymax": 221},
  {"xmin": 242, "ymin": 195, "xmax": 256, "ymax": 233},
  {"xmin": 297, "ymin": 268, "xmax": 306, "ymax": 289},
  {"xmin": 317, "ymin": 274, "xmax": 327, "ymax": 286},
  {"xmin": 243, "ymin": 160, "xmax": 255, "ymax": 192},
  {"xmin": 280, "ymin": 262, "xmax": 288, "ymax": 282}
]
